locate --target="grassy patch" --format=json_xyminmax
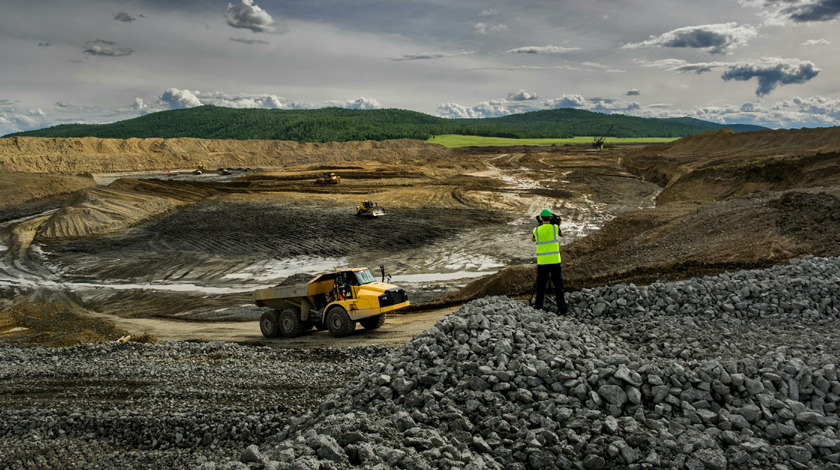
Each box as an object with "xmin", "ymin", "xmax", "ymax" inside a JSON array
[{"xmin": 425, "ymin": 135, "xmax": 679, "ymax": 148}]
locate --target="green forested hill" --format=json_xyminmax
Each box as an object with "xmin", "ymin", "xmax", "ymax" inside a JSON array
[{"xmin": 5, "ymin": 106, "xmax": 766, "ymax": 142}]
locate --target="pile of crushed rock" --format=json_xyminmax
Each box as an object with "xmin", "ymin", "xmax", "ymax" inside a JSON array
[{"xmin": 213, "ymin": 257, "xmax": 840, "ymax": 470}]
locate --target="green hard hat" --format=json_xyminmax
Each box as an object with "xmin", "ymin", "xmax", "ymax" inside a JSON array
[{"xmin": 540, "ymin": 209, "xmax": 552, "ymax": 217}]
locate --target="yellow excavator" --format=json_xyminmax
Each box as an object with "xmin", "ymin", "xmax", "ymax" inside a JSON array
[{"xmin": 193, "ymin": 161, "xmax": 206, "ymax": 175}]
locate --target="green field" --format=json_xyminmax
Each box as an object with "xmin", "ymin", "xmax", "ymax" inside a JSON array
[{"xmin": 425, "ymin": 135, "xmax": 679, "ymax": 149}]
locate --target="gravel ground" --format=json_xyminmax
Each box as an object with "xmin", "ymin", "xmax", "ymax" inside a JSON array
[
  {"xmin": 217, "ymin": 257, "xmax": 839, "ymax": 470},
  {"xmin": 0, "ymin": 344, "xmax": 388, "ymax": 469},
  {"xmin": 3, "ymin": 257, "xmax": 840, "ymax": 469}
]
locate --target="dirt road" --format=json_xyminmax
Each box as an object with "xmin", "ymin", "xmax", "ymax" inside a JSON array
[{"xmin": 92, "ymin": 307, "xmax": 458, "ymax": 348}]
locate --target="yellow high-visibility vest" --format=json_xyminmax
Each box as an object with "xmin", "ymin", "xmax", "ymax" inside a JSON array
[{"xmin": 533, "ymin": 224, "xmax": 561, "ymax": 265}]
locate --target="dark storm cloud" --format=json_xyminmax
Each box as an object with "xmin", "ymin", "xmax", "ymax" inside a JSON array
[
  {"xmin": 83, "ymin": 40, "xmax": 133, "ymax": 57},
  {"xmin": 114, "ymin": 12, "xmax": 136, "ymax": 22},
  {"xmin": 229, "ymin": 37, "xmax": 270, "ymax": 45},
  {"xmin": 626, "ymin": 89, "xmax": 640, "ymax": 96},
  {"xmin": 721, "ymin": 58, "xmax": 820, "ymax": 96},
  {"xmin": 225, "ymin": 0, "xmax": 279, "ymax": 34},
  {"xmin": 623, "ymin": 23, "xmax": 758, "ymax": 55}
]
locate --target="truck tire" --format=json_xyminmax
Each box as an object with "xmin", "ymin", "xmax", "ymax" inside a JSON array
[
  {"xmin": 279, "ymin": 309, "xmax": 303, "ymax": 338},
  {"xmin": 326, "ymin": 306, "xmax": 355, "ymax": 337},
  {"xmin": 260, "ymin": 311, "xmax": 281, "ymax": 338},
  {"xmin": 360, "ymin": 314, "xmax": 386, "ymax": 330}
]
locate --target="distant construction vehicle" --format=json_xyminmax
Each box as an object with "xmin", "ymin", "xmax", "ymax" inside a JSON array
[
  {"xmin": 253, "ymin": 266, "xmax": 409, "ymax": 338},
  {"xmin": 592, "ymin": 125, "xmax": 615, "ymax": 149},
  {"xmin": 356, "ymin": 200, "xmax": 385, "ymax": 217},
  {"xmin": 315, "ymin": 172, "xmax": 341, "ymax": 185},
  {"xmin": 193, "ymin": 161, "xmax": 206, "ymax": 175}
]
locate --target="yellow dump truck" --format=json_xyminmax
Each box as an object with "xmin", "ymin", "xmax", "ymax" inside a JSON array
[{"xmin": 253, "ymin": 267, "xmax": 409, "ymax": 338}]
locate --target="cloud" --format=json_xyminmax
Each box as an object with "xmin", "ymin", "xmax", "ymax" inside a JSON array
[
  {"xmin": 159, "ymin": 88, "xmax": 202, "ymax": 108},
  {"xmin": 626, "ymin": 89, "xmax": 641, "ymax": 96},
  {"xmin": 225, "ymin": 0, "xmax": 279, "ymax": 34},
  {"xmin": 229, "ymin": 37, "xmax": 270, "ymax": 45},
  {"xmin": 391, "ymin": 50, "xmax": 476, "ymax": 61},
  {"xmin": 543, "ymin": 95, "xmax": 641, "ymax": 113},
  {"xmin": 508, "ymin": 90, "xmax": 539, "ymax": 101},
  {"xmin": 744, "ymin": 0, "xmax": 840, "ymax": 24},
  {"xmin": 504, "ymin": 45, "xmax": 580, "ymax": 54},
  {"xmin": 543, "ymin": 94, "xmax": 588, "ymax": 108},
  {"xmin": 114, "ymin": 12, "xmax": 136, "ymax": 22},
  {"xmin": 474, "ymin": 23, "xmax": 507, "ymax": 34},
  {"xmin": 637, "ymin": 58, "xmax": 729, "ymax": 74},
  {"xmin": 323, "ymin": 97, "xmax": 382, "ymax": 110},
  {"xmin": 155, "ymin": 89, "xmax": 313, "ymax": 110},
  {"xmin": 83, "ymin": 39, "xmax": 133, "ymax": 57},
  {"xmin": 801, "ymin": 38, "xmax": 831, "ymax": 45},
  {"xmin": 721, "ymin": 57, "xmax": 820, "ymax": 96},
  {"xmin": 38, "ymin": 42, "xmax": 50, "ymax": 48},
  {"xmin": 55, "ymin": 101, "xmax": 72, "ymax": 108},
  {"xmin": 479, "ymin": 9, "xmax": 498, "ymax": 16},
  {"xmin": 622, "ymin": 23, "xmax": 758, "ymax": 55},
  {"xmin": 437, "ymin": 100, "xmax": 516, "ymax": 118}
]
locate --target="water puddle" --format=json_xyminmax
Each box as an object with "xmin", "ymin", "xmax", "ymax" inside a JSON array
[{"xmin": 222, "ymin": 256, "xmax": 348, "ymax": 282}]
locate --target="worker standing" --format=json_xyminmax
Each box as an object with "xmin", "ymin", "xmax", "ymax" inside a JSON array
[{"xmin": 531, "ymin": 209, "xmax": 568, "ymax": 314}]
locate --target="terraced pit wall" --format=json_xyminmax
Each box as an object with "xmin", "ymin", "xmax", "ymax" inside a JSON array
[{"xmin": 0, "ymin": 137, "xmax": 451, "ymax": 174}]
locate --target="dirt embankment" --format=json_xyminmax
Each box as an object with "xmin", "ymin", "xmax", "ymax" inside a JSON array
[
  {"xmin": 35, "ymin": 179, "xmax": 218, "ymax": 241},
  {"xmin": 0, "ymin": 172, "xmax": 96, "ymax": 222},
  {"xmin": 623, "ymin": 127, "xmax": 840, "ymax": 204},
  {"xmin": 0, "ymin": 302, "xmax": 157, "ymax": 347},
  {"xmin": 434, "ymin": 127, "xmax": 840, "ymax": 305},
  {"xmin": 0, "ymin": 137, "xmax": 451, "ymax": 174}
]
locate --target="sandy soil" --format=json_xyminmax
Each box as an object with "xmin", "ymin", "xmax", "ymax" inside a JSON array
[{"xmin": 87, "ymin": 307, "xmax": 457, "ymax": 348}]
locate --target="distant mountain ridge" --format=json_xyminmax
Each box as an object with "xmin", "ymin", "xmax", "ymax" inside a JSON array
[{"xmin": 6, "ymin": 106, "xmax": 767, "ymax": 142}]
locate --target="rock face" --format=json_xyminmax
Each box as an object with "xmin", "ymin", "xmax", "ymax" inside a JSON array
[{"xmin": 224, "ymin": 257, "xmax": 840, "ymax": 469}]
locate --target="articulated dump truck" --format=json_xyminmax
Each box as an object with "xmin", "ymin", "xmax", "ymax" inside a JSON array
[{"xmin": 253, "ymin": 267, "xmax": 409, "ymax": 338}]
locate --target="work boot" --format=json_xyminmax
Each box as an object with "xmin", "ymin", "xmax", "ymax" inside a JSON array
[{"xmin": 559, "ymin": 305, "xmax": 568, "ymax": 316}]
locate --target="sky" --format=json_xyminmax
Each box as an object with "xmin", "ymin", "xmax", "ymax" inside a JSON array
[{"xmin": 1, "ymin": 0, "xmax": 839, "ymax": 135}]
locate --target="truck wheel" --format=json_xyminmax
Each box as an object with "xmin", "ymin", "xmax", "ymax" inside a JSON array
[
  {"xmin": 260, "ymin": 311, "xmax": 281, "ymax": 338},
  {"xmin": 279, "ymin": 309, "xmax": 303, "ymax": 338},
  {"xmin": 326, "ymin": 306, "xmax": 355, "ymax": 337},
  {"xmin": 360, "ymin": 314, "xmax": 386, "ymax": 330}
]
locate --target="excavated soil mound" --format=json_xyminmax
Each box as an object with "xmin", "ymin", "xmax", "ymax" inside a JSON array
[
  {"xmin": 0, "ymin": 302, "xmax": 155, "ymax": 347},
  {"xmin": 0, "ymin": 137, "xmax": 451, "ymax": 174},
  {"xmin": 0, "ymin": 172, "xmax": 96, "ymax": 222},
  {"xmin": 624, "ymin": 127, "xmax": 840, "ymax": 204},
  {"xmin": 35, "ymin": 179, "xmax": 219, "ymax": 242},
  {"xmin": 774, "ymin": 191, "xmax": 840, "ymax": 255}
]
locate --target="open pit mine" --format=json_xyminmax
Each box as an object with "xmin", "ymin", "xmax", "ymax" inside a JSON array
[{"xmin": 2, "ymin": 128, "xmax": 840, "ymax": 469}]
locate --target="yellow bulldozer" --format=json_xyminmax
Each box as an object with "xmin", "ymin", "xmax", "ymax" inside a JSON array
[
  {"xmin": 253, "ymin": 266, "xmax": 409, "ymax": 338},
  {"xmin": 356, "ymin": 200, "xmax": 385, "ymax": 217},
  {"xmin": 315, "ymin": 172, "xmax": 341, "ymax": 185}
]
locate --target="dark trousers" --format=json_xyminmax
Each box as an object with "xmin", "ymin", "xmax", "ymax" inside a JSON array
[{"xmin": 535, "ymin": 263, "xmax": 567, "ymax": 312}]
